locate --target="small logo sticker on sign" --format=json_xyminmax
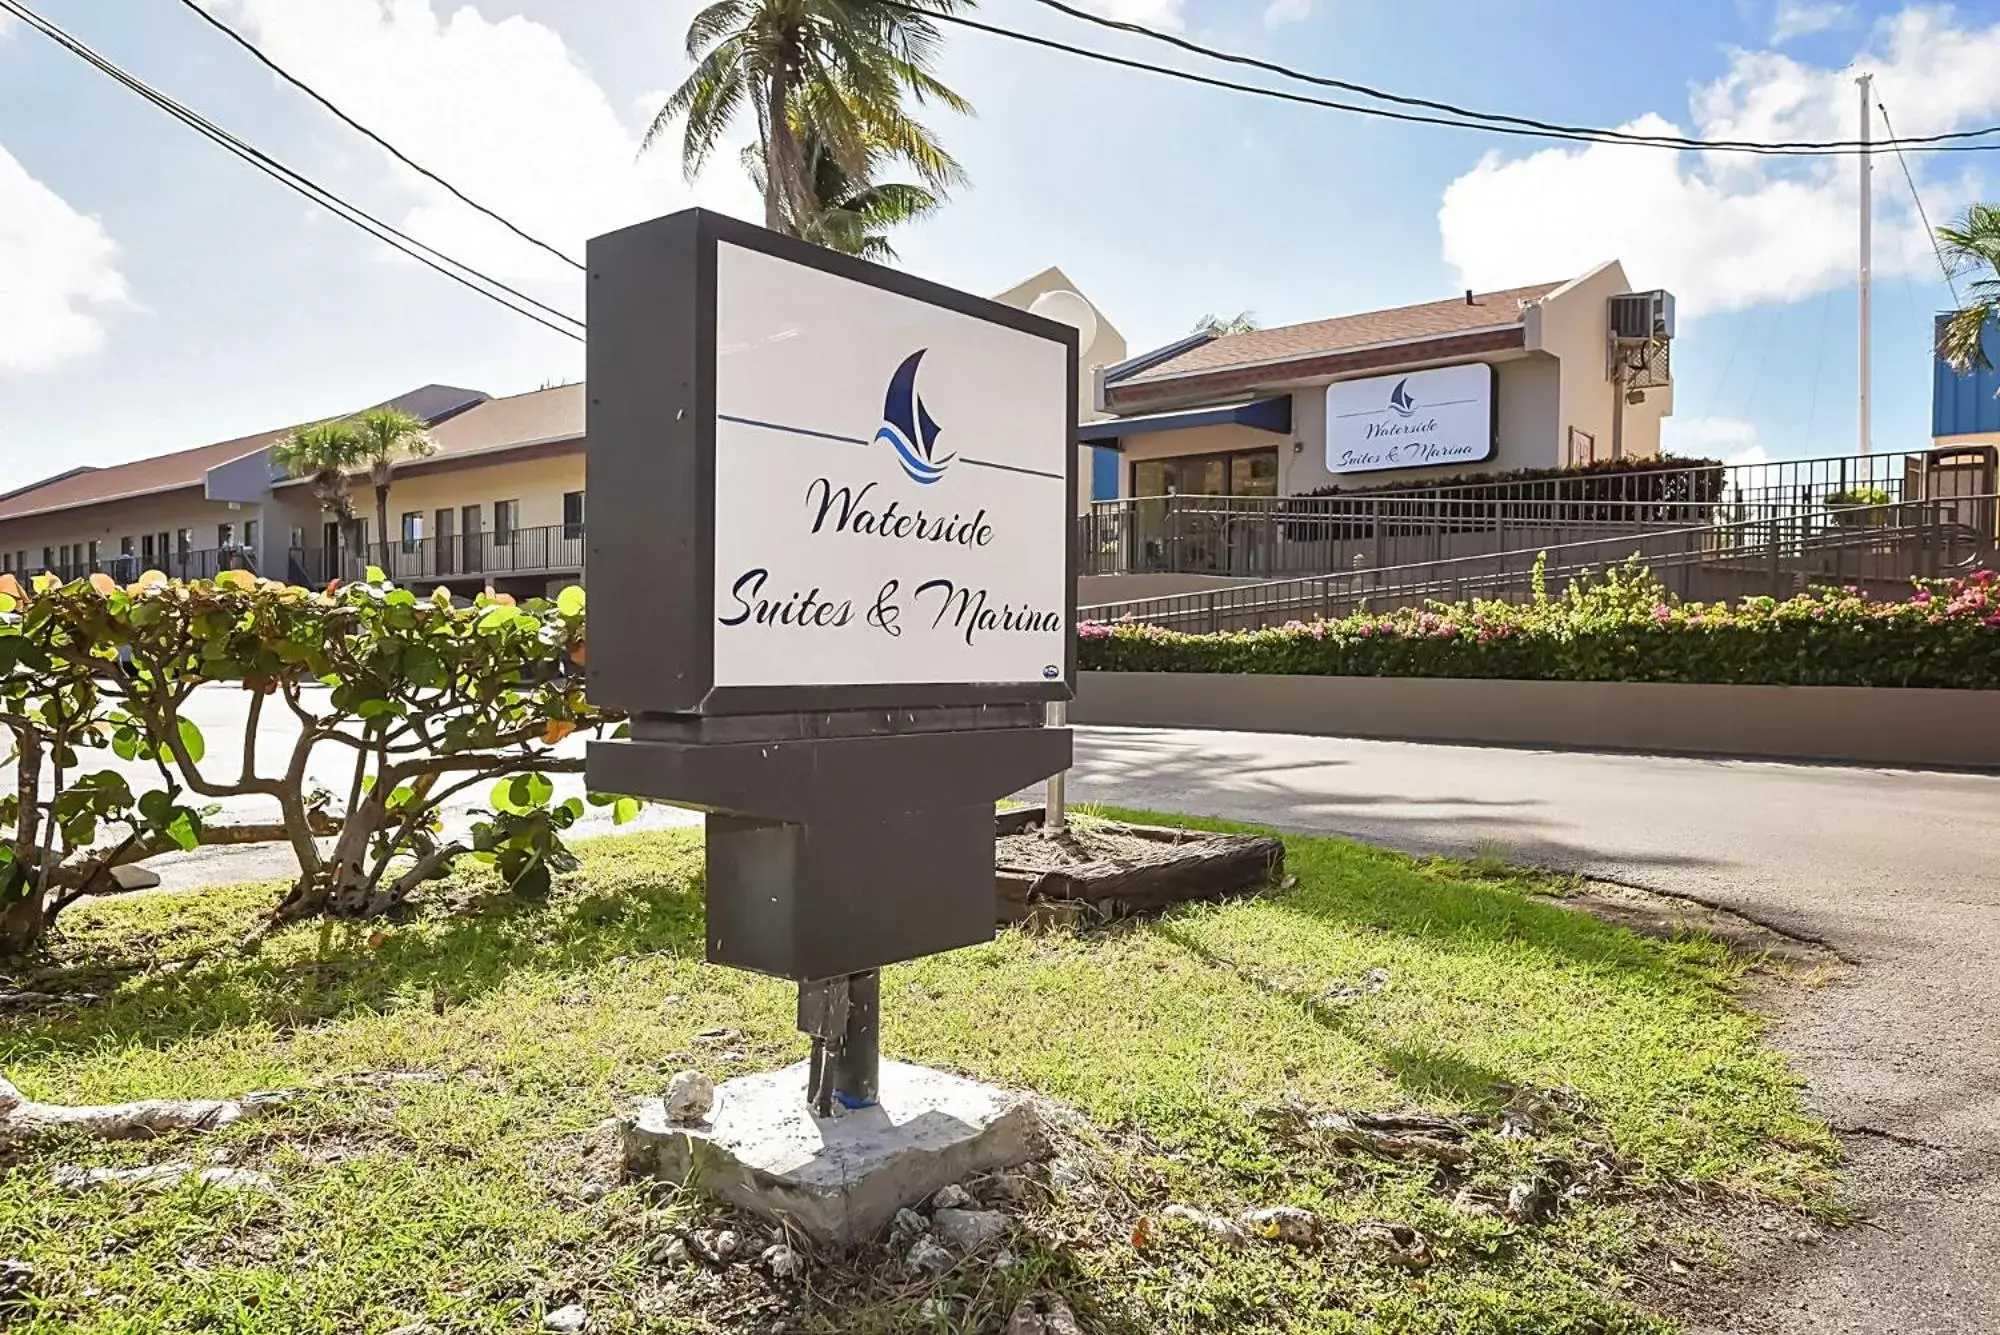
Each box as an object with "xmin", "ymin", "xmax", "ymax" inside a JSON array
[{"xmin": 1042, "ymin": 665, "xmax": 1060, "ymax": 679}]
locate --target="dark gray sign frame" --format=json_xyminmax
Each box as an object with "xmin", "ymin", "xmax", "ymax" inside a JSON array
[{"xmin": 586, "ymin": 207, "xmax": 1080, "ymax": 720}]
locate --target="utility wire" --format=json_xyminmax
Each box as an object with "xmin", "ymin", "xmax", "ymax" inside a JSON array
[
  {"xmin": 899, "ymin": 0, "xmax": 2000, "ymax": 156},
  {"xmin": 2, "ymin": 0, "xmax": 585, "ymax": 342},
  {"xmin": 1876, "ymin": 97, "xmax": 1962, "ymax": 303},
  {"xmin": 171, "ymin": 0, "xmax": 586, "ymax": 272}
]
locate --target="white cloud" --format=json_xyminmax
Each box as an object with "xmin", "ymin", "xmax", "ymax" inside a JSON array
[
  {"xmin": 1075, "ymin": 0, "xmax": 1185, "ymax": 31},
  {"xmin": 1772, "ymin": 0, "xmax": 1855, "ymax": 43},
  {"xmin": 1662, "ymin": 415, "xmax": 1766, "ymax": 464},
  {"xmin": 1264, "ymin": 0, "xmax": 1315, "ymax": 28},
  {"xmin": 1438, "ymin": 7, "xmax": 2000, "ymax": 317},
  {"xmin": 210, "ymin": 0, "xmax": 760, "ymax": 281},
  {"xmin": 0, "ymin": 141, "xmax": 129, "ymax": 374}
]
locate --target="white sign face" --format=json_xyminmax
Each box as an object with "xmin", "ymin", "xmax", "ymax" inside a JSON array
[
  {"xmin": 710, "ymin": 242, "xmax": 1071, "ymax": 689},
  {"xmin": 1325, "ymin": 362, "xmax": 1496, "ymax": 475}
]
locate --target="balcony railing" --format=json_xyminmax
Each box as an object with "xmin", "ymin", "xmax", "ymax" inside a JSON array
[
  {"xmin": 12, "ymin": 547, "xmax": 255, "ymax": 585},
  {"xmin": 288, "ymin": 522, "xmax": 585, "ymax": 588}
]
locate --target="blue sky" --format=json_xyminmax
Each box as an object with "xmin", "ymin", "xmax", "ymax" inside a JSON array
[{"xmin": 3, "ymin": 0, "xmax": 1996, "ymax": 475}]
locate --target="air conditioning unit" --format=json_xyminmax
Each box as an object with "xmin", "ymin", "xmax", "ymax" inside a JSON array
[{"xmin": 1609, "ymin": 290, "xmax": 1676, "ymax": 344}]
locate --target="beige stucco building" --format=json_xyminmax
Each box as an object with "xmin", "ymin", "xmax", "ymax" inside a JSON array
[
  {"xmin": 0, "ymin": 268, "xmax": 1124, "ymax": 592},
  {"xmin": 1079, "ymin": 260, "xmax": 1674, "ymax": 502}
]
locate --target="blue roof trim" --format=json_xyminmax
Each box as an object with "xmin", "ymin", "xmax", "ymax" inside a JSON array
[
  {"xmin": 1078, "ymin": 395, "xmax": 1293, "ymax": 448},
  {"xmin": 1103, "ymin": 331, "xmax": 1213, "ymax": 384},
  {"xmin": 1934, "ymin": 314, "xmax": 2000, "ymax": 437}
]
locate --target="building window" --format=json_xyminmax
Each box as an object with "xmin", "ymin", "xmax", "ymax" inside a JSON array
[
  {"xmin": 42, "ymin": 547, "xmax": 54, "ymax": 572},
  {"xmin": 218, "ymin": 522, "xmax": 234, "ymax": 549},
  {"xmin": 562, "ymin": 490, "xmax": 585, "ymax": 540},
  {"xmin": 401, "ymin": 511, "xmax": 423, "ymax": 552},
  {"xmin": 87, "ymin": 540, "xmax": 100, "ymax": 567},
  {"xmin": 177, "ymin": 529, "xmax": 192, "ymax": 560},
  {"xmin": 141, "ymin": 534, "xmax": 156, "ymax": 565},
  {"xmin": 1, "ymin": 553, "xmax": 9, "ymax": 573},
  {"xmin": 493, "ymin": 499, "xmax": 519, "ymax": 546},
  {"xmin": 243, "ymin": 520, "xmax": 259, "ymax": 550}
]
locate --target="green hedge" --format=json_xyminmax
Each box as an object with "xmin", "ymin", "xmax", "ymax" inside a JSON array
[{"xmin": 1078, "ymin": 561, "xmax": 2000, "ymax": 690}]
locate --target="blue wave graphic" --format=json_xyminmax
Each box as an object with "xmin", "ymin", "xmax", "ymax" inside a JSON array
[
  {"xmin": 1388, "ymin": 378, "xmax": 1417, "ymax": 416},
  {"xmin": 879, "ymin": 349, "xmax": 955, "ymax": 484}
]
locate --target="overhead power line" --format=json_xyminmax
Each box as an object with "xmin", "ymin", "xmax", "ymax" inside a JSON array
[
  {"xmin": 171, "ymin": 0, "xmax": 586, "ymax": 273},
  {"xmin": 1, "ymin": 0, "xmax": 584, "ymax": 343},
  {"xmin": 1876, "ymin": 97, "xmax": 1962, "ymax": 303},
  {"xmin": 899, "ymin": 0, "xmax": 2000, "ymax": 157}
]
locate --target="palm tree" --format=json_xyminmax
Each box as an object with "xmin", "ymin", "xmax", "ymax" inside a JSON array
[
  {"xmin": 271, "ymin": 421, "xmax": 364, "ymax": 578},
  {"xmin": 349, "ymin": 408, "xmax": 437, "ymax": 569},
  {"xmin": 1194, "ymin": 312, "xmax": 1260, "ymax": 338},
  {"xmin": 742, "ymin": 123, "xmax": 952, "ymax": 260},
  {"xmin": 1937, "ymin": 203, "xmax": 2000, "ymax": 374},
  {"xmin": 645, "ymin": 0, "xmax": 973, "ymax": 236}
]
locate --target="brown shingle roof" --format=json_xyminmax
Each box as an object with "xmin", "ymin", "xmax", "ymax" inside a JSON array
[
  {"xmin": 0, "ymin": 429, "xmax": 285, "ymax": 523},
  {"xmin": 424, "ymin": 383, "xmax": 584, "ymax": 459},
  {"xmin": 1124, "ymin": 281, "xmax": 1562, "ymax": 385},
  {"xmin": 0, "ymin": 384, "xmax": 487, "ymax": 523}
]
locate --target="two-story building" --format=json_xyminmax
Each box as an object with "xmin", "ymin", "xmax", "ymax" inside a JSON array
[{"xmin": 0, "ymin": 266, "xmax": 1125, "ymax": 597}]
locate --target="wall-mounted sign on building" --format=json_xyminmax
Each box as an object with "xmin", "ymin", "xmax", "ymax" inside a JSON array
[{"xmin": 1325, "ymin": 362, "xmax": 1497, "ymax": 475}]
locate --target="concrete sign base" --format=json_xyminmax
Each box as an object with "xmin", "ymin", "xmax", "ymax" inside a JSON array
[{"xmin": 619, "ymin": 1060, "xmax": 1040, "ymax": 1246}]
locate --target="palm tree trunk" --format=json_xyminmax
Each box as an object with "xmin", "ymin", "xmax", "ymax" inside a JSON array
[
  {"xmin": 374, "ymin": 486, "xmax": 392, "ymax": 577},
  {"xmin": 764, "ymin": 69, "xmax": 790, "ymax": 232}
]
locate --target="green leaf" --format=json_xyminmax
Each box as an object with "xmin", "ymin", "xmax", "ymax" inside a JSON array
[
  {"xmin": 612, "ymin": 796, "xmax": 640, "ymax": 826},
  {"xmin": 402, "ymin": 645, "xmax": 447, "ymax": 689},
  {"xmin": 177, "ymin": 717, "xmax": 206, "ymax": 763},
  {"xmin": 556, "ymin": 586, "xmax": 585, "ymax": 617},
  {"xmin": 111, "ymin": 727, "xmax": 138, "ymax": 762},
  {"xmin": 477, "ymin": 605, "xmax": 515, "ymax": 632},
  {"xmin": 488, "ymin": 778, "xmax": 526, "ymax": 815},
  {"xmin": 365, "ymin": 566, "xmax": 387, "ymax": 583},
  {"xmin": 165, "ymin": 810, "xmax": 200, "ymax": 852},
  {"xmin": 558, "ymin": 797, "xmax": 584, "ymax": 821}
]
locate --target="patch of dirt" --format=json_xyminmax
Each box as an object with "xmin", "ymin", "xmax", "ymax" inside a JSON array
[{"xmin": 1547, "ymin": 880, "xmax": 1845, "ymax": 971}]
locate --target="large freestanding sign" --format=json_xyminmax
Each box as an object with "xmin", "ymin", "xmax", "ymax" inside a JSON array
[
  {"xmin": 1325, "ymin": 362, "xmax": 1497, "ymax": 475},
  {"xmin": 708, "ymin": 241, "xmax": 1071, "ymax": 691},
  {"xmin": 584, "ymin": 210, "xmax": 1075, "ymax": 1112}
]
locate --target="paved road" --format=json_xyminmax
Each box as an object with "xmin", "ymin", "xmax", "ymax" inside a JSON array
[{"xmin": 1067, "ymin": 726, "xmax": 2000, "ymax": 1335}]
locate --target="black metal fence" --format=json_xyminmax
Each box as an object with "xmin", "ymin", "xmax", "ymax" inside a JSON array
[
  {"xmin": 288, "ymin": 522, "xmax": 585, "ymax": 588},
  {"xmin": 1079, "ymin": 447, "xmax": 2000, "ymax": 579},
  {"xmin": 1079, "ymin": 495, "xmax": 1999, "ymax": 633}
]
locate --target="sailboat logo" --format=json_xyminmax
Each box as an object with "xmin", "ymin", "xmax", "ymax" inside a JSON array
[
  {"xmin": 1387, "ymin": 378, "xmax": 1418, "ymax": 417},
  {"xmin": 876, "ymin": 350, "xmax": 955, "ymax": 485}
]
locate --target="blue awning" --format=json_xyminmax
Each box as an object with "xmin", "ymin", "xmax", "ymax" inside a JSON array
[{"xmin": 1078, "ymin": 395, "xmax": 1293, "ymax": 450}]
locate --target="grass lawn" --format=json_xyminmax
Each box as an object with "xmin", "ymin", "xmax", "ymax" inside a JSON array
[{"xmin": 0, "ymin": 816, "xmax": 1838, "ymax": 1334}]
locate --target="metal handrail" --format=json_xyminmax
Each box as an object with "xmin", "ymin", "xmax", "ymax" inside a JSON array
[
  {"xmin": 1080, "ymin": 495, "xmax": 1999, "ymax": 633},
  {"xmin": 13, "ymin": 547, "xmax": 255, "ymax": 585},
  {"xmin": 288, "ymin": 522, "xmax": 585, "ymax": 587},
  {"xmin": 1079, "ymin": 446, "xmax": 1996, "ymax": 578}
]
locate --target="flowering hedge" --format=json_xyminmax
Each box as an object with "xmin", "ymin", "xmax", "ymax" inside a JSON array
[{"xmin": 1079, "ymin": 561, "xmax": 2000, "ymax": 690}]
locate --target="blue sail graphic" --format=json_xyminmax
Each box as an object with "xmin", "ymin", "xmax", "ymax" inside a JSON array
[
  {"xmin": 1388, "ymin": 379, "xmax": 1417, "ymax": 416},
  {"xmin": 875, "ymin": 349, "xmax": 954, "ymax": 484}
]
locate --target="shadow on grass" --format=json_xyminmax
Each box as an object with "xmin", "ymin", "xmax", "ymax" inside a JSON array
[
  {"xmin": 1153, "ymin": 919, "xmax": 1520, "ymax": 1109},
  {"xmin": 4, "ymin": 838, "xmax": 712, "ymax": 1056}
]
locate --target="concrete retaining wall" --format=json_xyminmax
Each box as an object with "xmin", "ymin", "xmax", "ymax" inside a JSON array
[{"xmin": 1074, "ymin": 672, "xmax": 2000, "ymax": 769}]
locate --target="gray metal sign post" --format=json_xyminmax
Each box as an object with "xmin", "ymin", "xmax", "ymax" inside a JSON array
[{"xmin": 584, "ymin": 209, "xmax": 1076, "ymax": 1114}]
